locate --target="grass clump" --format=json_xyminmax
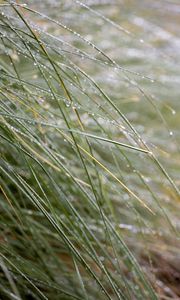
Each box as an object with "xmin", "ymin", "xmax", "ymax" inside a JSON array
[{"xmin": 0, "ymin": 1, "xmax": 179, "ymax": 299}]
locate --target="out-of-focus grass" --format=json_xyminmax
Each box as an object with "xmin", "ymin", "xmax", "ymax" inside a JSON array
[{"xmin": 0, "ymin": 1, "xmax": 179, "ymax": 299}]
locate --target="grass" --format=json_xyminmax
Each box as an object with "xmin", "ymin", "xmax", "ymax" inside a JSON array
[{"xmin": 0, "ymin": 1, "xmax": 179, "ymax": 299}]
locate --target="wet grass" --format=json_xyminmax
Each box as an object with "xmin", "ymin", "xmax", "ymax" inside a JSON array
[{"xmin": 0, "ymin": 1, "xmax": 179, "ymax": 299}]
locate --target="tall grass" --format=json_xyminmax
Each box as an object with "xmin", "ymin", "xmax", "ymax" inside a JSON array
[{"xmin": 0, "ymin": 1, "xmax": 179, "ymax": 299}]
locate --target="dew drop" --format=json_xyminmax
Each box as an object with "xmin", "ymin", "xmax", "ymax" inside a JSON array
[{"xmin": 99, "ymin": 256, "xmax": 105, "ymax": 262}]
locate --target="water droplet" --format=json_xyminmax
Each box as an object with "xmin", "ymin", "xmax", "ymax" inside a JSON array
[
  {"xmin": 66, "ymin": 102, "xmax": 70, "ymax": 107},
  {"xmin": 99, "ymin": 256, "xmax": 105, "ymax": 262}
]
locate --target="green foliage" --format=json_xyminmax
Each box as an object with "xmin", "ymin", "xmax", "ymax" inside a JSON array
[{"xmin": 0, "ymin": 1, "xmax": 179, "ymax": 299}]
